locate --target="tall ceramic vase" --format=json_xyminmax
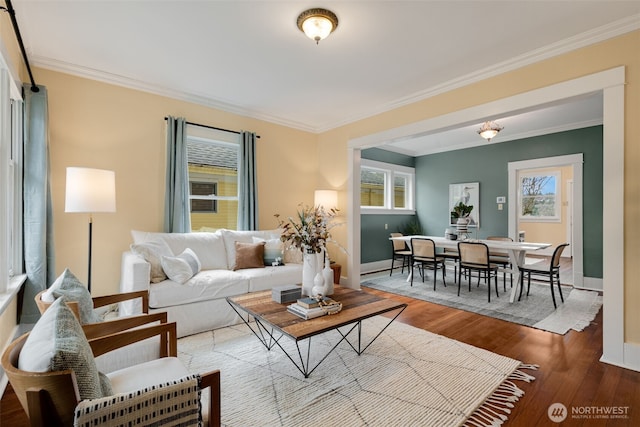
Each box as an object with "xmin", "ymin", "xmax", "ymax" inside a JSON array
[{"xmin": 302, "ymin": 250, "xmax": 322, "ymax": 296}]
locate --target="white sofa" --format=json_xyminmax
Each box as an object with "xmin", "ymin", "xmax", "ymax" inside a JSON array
[{"xmin": 120, "ymin": 229, "xmax": 302, "ymax": 337}]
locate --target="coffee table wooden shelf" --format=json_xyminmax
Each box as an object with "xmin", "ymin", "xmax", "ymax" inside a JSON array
[{"xmin": 227, "ymin": 286, "xmax": 406, "ymax": 377}]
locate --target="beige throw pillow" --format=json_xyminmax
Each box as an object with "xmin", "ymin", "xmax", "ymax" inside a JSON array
[{"xmin": 233, "ymin": 241, "xmax": 266, "ymax": 270}]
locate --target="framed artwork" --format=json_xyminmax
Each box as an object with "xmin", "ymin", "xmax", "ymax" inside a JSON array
[{"xmin": 449, "ymin": 182, "xmax": 480, "ymax": 227}]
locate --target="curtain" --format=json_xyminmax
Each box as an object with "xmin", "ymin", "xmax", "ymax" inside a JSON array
[
  {"xmin": 164, "ymin": 116, "xmax": 191, "ymax": 232},
  {"xmin": 238, "ymin": 131, "xmax": 258, "ymax": 230},
  {"xmin": 21, "ymin": 85, "xmax": 55, "ymax": 323}
]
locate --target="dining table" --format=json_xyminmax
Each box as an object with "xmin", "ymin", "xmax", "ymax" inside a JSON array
[{"xmin": 390, "ymin": 235, "xmax": 551, "ymax": 303}]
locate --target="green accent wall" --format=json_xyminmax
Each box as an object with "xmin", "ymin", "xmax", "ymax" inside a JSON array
[{"xmin": 362, "ymin": 126, "xmax": 603, "ymax": 278}]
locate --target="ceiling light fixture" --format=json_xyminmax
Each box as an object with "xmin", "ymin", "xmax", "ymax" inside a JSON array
[
  {"xmin": 297, "ymin": 8, "xmax": 338, "ymax": 44},
  {"xmin": 477, "ymin": 121, "xmax": 504, "ymax": 141}
]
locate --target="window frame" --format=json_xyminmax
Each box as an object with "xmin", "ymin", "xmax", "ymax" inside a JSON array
[
  {"xmin": 518, "ymin": 170, "xmax": 561, "ymax": 222},
  {"xmin": 0, "ymin": 67, "xmax": 24, "ymax": 293},
  {"xmin": 185, "ymin": 128, "xmax": 240, "ymax": 230},
  {"xmin": 360, "ymin": 159, "xmax": 415, "ymax": 215}
]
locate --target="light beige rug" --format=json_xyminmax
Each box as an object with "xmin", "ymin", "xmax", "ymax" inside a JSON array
[{"xmin": 178, "ymin": 317, "xmax": 536, "ymax": 427}]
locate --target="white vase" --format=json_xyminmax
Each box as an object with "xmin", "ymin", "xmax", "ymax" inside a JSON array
[
  {"xmin": 302, "ymin": 251, "xmax": 322, "ymax": 296},
  {"xmin": 312, "ymin": 273, "xmax": 326, "ymax": 297},
  {"xmin": 322, "ymin": 253, "xmax": 334, "ymax": 296}
]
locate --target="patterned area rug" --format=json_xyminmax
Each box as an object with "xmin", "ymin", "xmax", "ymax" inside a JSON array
[
  {"xmin": 178, "ymin": 317, "xmax": 536, "ymax": 427},
  {"xmin": 361, "ymin": 272, "xmax": 602, "ymax": 334}
]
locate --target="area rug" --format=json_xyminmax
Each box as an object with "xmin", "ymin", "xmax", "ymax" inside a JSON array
[
  {"xmin": 178, "ymin": 317, "xmax": 536, "ymax": 427},
  {"xmin": 361, "ymin": 272, "xmax": 602, "ymax": 334}
]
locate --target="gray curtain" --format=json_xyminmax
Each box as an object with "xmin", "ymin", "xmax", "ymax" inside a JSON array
[
  {"xmin": 238, "ymin": 131, "xmax": 258, "ymax": 230},
  {"xmin": 21, "ymin": 85, "xmax": 55, "ymax": 323},
  {"xmin": 164, "ymin": 116, "xmax": 191, "ymax": 232}
]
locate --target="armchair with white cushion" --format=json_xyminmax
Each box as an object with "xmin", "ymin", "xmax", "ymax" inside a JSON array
[{"xmin": 2, "ymin": 298, "xmax": 221, "ymax": 427}]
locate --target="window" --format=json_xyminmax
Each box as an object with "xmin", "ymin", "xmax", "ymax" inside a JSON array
[
  {"xmin": 186, "ymin": 127, "xmax": 239, "ymax": 231},
  {"xmin": 519, "ymin": 170, "xmax": 560, "ymax": 221},
  {"xmin": 0, "ymin": 68, "xmax": 24, "ymax": 292},
  {"xmin": 190, "ymin": 181, "xmax": 218, "ymax": 213},
  {"xmin": 361, "ymin": 159, "xmax": 415, "ymax": 214}
]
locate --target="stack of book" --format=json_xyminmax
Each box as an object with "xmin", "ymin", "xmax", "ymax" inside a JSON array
[{"xmin": 287, "ymin": 297, "xmax": 339, "ymax": 320}]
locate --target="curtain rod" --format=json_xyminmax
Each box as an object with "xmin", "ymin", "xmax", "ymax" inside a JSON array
[
  {"xmin": 2, "ymin": 0, "xmax": 39, "ymax": 93},
  {"xmin": 164, "ymin": 116, "xmax": 260, "ymax": 139}
]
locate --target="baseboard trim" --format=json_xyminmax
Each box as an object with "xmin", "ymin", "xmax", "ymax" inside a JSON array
[
  {"xmin": 601, "ymin": 342, "xmax": 640, "ymax": 372},
  {"xmin": 576, "ymin": 277, "xmax": 603, "ymax": 291}
]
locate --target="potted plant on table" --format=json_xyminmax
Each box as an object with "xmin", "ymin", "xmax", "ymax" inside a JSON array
[
  {"xmin": 275, "ymin": 204, "xmax": 341, "ymax": 296},
  {"xmin": 451, "ymin": 202, "xmax": 474, "ymax": 233}
]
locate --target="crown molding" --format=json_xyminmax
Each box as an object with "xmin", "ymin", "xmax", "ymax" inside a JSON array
[
  {"xmin": 31, "ymin": 14, "xmax": 638, "ymax": 135},
  {"xmin": 319, "ymin": 14, "xmax": 640, "ymax": 133}
]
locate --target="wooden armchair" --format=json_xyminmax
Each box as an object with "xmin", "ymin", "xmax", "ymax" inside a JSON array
[
  {"xmin": 35, "ymin": 290, "xmax": 168, "ymax": 373},
  {"xmin": 2, "ymin": 321, "xmax": 221, "ymax": 427}
]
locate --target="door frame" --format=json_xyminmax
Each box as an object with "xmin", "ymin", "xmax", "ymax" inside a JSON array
[
  {"xmin": 507, "ymin": 154, "xmax": 583, "ymax": 287},
  {"xmin": 348, "ymin": 66, "xmax": 627, "ymax": 369}
]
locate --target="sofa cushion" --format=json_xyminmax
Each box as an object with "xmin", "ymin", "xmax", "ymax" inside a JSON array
[
  {"xmin": 234, "ymin": 241, "xmax": 265, "ymax": 270},
  {"xmin": 159, "ymin": 232, "xmax": 227, "ymax": 270},
  {"xmin": 161, "ymin": 248, "xmax": 202, "ymax": 284},
  {"xmin": 148, "ymin": 270, "xmax": 250, "ymax": 309},
  {"xmin": 19, "ymin": 298, "xmax": 112, "ymax": 400},
  {"xmin": 43, "ymin": 268, "xmax": 101, "ymax": 324},
  {"xmin": 252, "ymin": 237, "xmax": 284, "ymax": 265},
  {"xmin": 220, "ymin": 229, "xmax": 281, "ymax": 269},
  {"xmin": 130, "ymin": 240, "xmax": 173, "ymax": 283},
  {"xmin": 242, "ymin": 264, "xmax": 304, "ymax": 293}
]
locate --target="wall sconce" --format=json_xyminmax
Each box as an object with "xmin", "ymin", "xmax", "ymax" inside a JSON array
[
  {"xmin": 65, "ymin": 167, "xmax": 116, "ymax": 291},
  {"xmin": 477, "ymin": 121, "xmax": 504, "ymax": 141}
]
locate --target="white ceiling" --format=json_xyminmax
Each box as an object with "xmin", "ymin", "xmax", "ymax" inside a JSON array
[{"xmin": 12, "ymin": 1, "xmax": 640, "ymax": 154}]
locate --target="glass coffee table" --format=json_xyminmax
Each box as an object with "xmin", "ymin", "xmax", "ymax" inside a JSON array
[{"xmin": 226, "ymin": 286, "xmax": 407, "ymax": 378}]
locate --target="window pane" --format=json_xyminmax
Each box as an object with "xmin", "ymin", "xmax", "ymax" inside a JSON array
[
  {"xmin": 361, "ymin": 169, "xmax": 386, "ymax": 207},
  {"xmin": 394, "ymin": 175, "xmax": 406, "ymax": 208},
  {"xmin": 187, "ymin": 138, "xmax": 238, "ymax": 231},
  {"xmin": 520, "ymin": 175, "xmax": 557, "ymax": 217}
]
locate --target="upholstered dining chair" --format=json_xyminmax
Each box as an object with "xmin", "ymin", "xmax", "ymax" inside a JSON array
[
  {"xmin": 2, "ymin": 299, "xmax": 221, "ymax": 427},
  {"xmin": 487, "ymin": 236, "xmax": 513, "ymax": 291},
  {"xmin": 457, "ymin": 241, "xmax": 500, "ymax": 302},
  {"xmin": 390, "ymin": 232, "xmax": 412, "ymax": 276},
  {"xmin": 410, "ymin": 237, "xmax": 447, "ymax": 290},
  {"xmin": 518, "ymin": 243, "xmax": 570, "ymax": 308}
]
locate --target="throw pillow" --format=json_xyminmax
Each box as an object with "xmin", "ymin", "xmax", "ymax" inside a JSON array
[
  {"xmin": 130, "ymin": 239, "xmax": 173, "ymax": 283},
  {"xmin": 47, "ymin": 269, "xmax": 101, "ymax": 324},
  {"xmin": 233, "ymin": 241, "xmax": 266, "ymax": 270},
  {"xmin": 161, "ymin": 248, "xmax": 201, "ymax": 284},
  {"xmin": 18, "ymin": 298, "xmax": 112, "ymax": 400},
  {"xmin": 252, "ymin": 237, "xmax": 284, "ymax": 265}
]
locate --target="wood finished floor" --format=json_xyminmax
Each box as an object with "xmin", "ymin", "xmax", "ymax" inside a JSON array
[{"xmin": 2, "ymin": 287, "xmax": 639, "ymax": 426}]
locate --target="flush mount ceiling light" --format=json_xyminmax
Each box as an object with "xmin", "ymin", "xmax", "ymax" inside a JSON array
[
  {"xmin": 297, "ymin": 8, "xmax": 338, "ymax": 44},
  {"xmin": 477, "ymin": 121, "xmax": 504, "ymax": 141}
]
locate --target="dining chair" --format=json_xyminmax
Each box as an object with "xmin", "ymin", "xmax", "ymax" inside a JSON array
[
  {"xmin": 457, "ymin": 241, "xmax": 500, "ymax": 302},
  {"xmin": 441, "ymin": 247, "xmax": 459, "ymax": 283},
  {"xmin": 518, "ymin": 243, "xmax": 570, "ymax": 308},
  {"xmin": 410, "ymin": 238, "xmax": 447, "ymax": 290},
  {"xmin": 390, "ymin": 232, "xmax": 412, "ymax": 276},
  {"xmin": 487, "ymin": 236, "xmax": 513, "ymax": 291}
]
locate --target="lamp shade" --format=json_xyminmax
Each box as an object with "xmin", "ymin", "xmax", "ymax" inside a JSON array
[
  {"xmin": 65, "ymin": 167, "xmax": 116, "ymax": 213},
  {"xmin": 314, "ymin": 190, "xmax": 338, "ymax": 209}
]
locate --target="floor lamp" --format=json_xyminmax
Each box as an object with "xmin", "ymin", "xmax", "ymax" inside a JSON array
[{"xmin": 65, "ymin": 167, "xmax": 116, "ymax": 292}]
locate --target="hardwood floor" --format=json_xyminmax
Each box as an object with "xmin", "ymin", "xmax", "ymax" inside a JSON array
[{"xmin": 2, "ymin": 288, "xmax": 639, "ymax": 426}]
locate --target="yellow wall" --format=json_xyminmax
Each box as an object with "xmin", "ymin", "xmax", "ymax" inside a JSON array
[{"xmin": 36, "ymin": 67, "xmax": 318, "ymax": 297}]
